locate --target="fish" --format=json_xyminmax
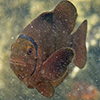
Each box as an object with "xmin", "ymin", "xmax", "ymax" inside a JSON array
[{"xmin": 10, "ymin": 0, "xmax": 87, "ymax": 98}]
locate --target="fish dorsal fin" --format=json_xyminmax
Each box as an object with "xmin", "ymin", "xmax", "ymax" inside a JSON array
[
  {"xmin": 23, "ymin": 1, "xmax": 77, "ymax": 38},
  {"xmin": 53, "ymin": 1, "xmax": 77, "ymax": 34}
]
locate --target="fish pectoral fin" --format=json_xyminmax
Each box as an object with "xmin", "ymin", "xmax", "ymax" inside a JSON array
[
  {"xmin": 73, "ymin": 20, "xmax": 87, "ymax": 68},
  {"xmin": 41, "ymin": 47, "xmax": 74, "ymax": 81},
  {"xmin": 36, "ymin": 79, "xmax": 54, "ymax": 98}
]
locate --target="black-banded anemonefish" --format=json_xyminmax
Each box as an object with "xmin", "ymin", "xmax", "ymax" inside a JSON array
[{"xmin": 10, "ymin": 0, "xmax": 87, "ymax": 98}]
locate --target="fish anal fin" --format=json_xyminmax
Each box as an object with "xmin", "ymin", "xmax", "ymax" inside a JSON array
[{"xmin": 73, "ymin": 20, "xmax": 87, "ymax": 68}]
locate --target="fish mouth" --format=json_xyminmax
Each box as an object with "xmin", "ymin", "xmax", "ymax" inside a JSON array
[{"xmin": 10, "ymin": 59, "xmax": 26, "ymax": 67}]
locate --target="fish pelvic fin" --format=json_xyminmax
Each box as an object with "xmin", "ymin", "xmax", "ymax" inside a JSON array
[
  {"xmin": 36, "ymin": 79, "xmax": 54, "ymax": 98},
  {"xmin": 73, "ymin": 20, "xmax": 87, "ymax": 68}
]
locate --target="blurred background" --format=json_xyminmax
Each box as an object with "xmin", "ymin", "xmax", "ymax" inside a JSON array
[{"xmin": 0, "ymin": 0, "xmax": 100, "ymax": 100}]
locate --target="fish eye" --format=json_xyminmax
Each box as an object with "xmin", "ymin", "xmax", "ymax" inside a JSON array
[
  {"xmin": 27, "ymin": 48, "xmax": 32, "ymax": 55},
  {"xmin": 27, "ymin": 46, "xmax": 33, "ymax": 55}
]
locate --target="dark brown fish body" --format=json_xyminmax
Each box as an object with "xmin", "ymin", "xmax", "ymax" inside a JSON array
[
  {"xmin": 10, "ymin": 1, "xmax": 87, "ymax": 98},
  {"xmin": 22, "ymin": 1, "xmax": 77, "ymax": 57}
]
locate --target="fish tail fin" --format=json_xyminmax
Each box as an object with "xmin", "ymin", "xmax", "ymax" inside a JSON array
[{"xmin": 73, "ymin": 20, "xmax": 87, "ymax": 68}]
